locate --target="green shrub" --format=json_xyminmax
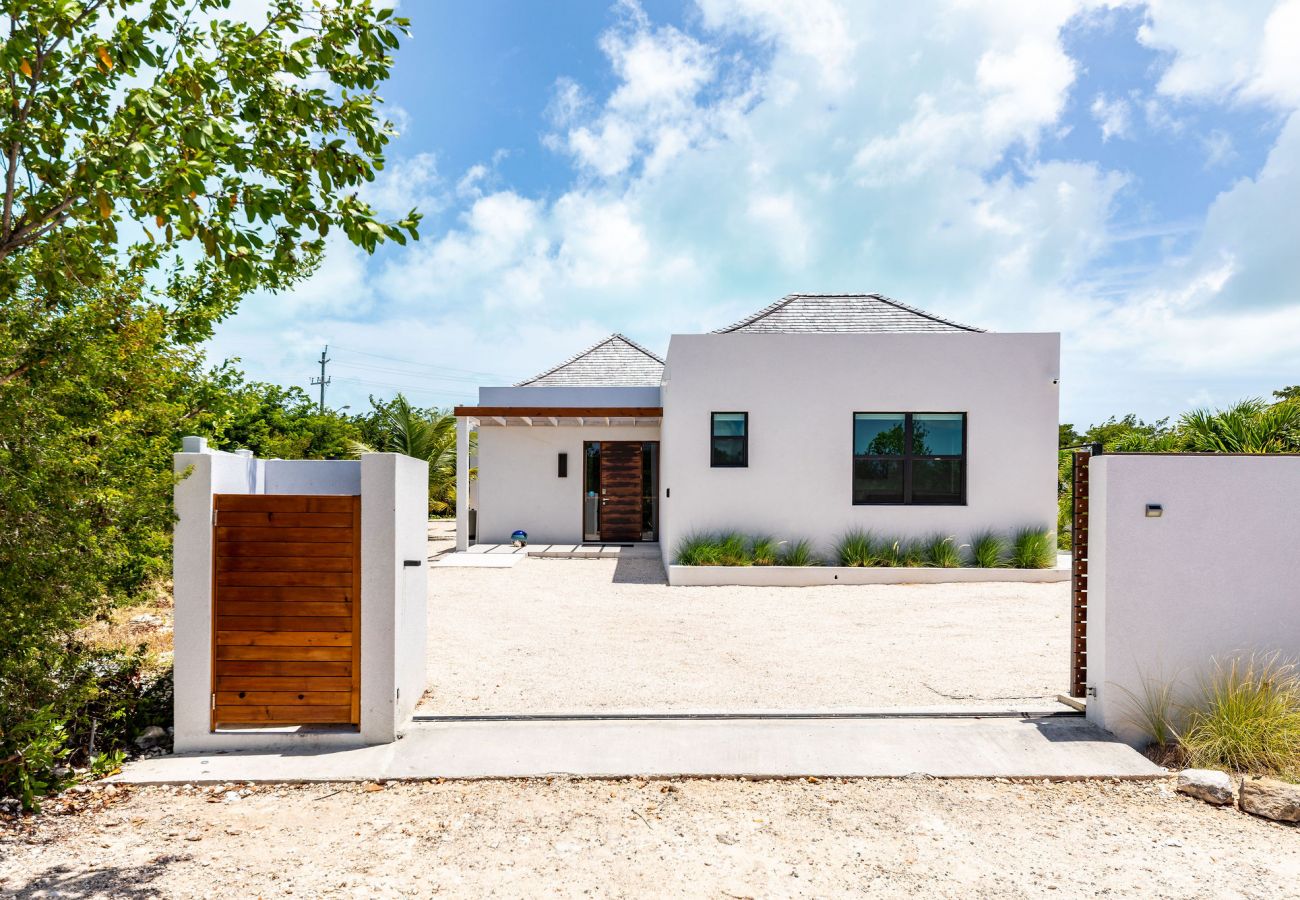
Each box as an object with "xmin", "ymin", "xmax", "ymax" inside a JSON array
[
  {"xmin": 1010, "ymin": 527, "xmax": 1056, "ymax": 569},
  {"xmin": 969, "ymin": 530, "xmax": 1007, "ymax": 568},
  {"xmin": 675, "ymin": 533, "xmax": 722, "ymax": 566},
  {"xmin": 1181, "ymin": 654, "xmax": 1300, "ymax": 776},
  {"xmin": 716, "ymin": 532, "xmax": 752, "ymax": 566},
  {"xmin": 921, "ymin": 534, "xmax": 963, "ymax": 568},
  {"xmin": 750, "ymin": 536, "xmax": 779, "ymax": 566},
  {"xmin": 1116, "ymin": 671, "xmax": 1181, "ymax": 750},
  {"xmin": 777, "ymin": 539, "xmax": 820, "ymax": 566},
  {"xmin": 897, "ymin": 540, "xmax": 926, "ymax": 567},
  {"xmin": 835, "ymin": 529, "xmax": 878, "ymax": 567}
]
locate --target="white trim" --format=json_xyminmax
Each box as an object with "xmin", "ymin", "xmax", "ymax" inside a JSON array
[{"xmin": 666, "ymin": 565, "xmax": 1069, "ymax": 587}]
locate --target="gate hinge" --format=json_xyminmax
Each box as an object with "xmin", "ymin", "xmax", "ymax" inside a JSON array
[
  {"xmin": 212, "ymin": 508, "xmax": 218, "ymax": 526},
  {"xmin": 211, "ymin": 692, "xmax": 216, "ymax": 710}
]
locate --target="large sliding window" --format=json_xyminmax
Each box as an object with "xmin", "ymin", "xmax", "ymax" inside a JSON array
[
  {"xmin": 852, "ymin": 412, "xmax": 966, "ymax": 505},
  {"xmin": 711, "ymin": 412, "xmax": 748, "ymax": 467}
]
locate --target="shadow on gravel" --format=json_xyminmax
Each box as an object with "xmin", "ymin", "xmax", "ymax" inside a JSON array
[
  {"xmin": 611, "ymin": 556, "xmax": 667, "ymax": 585},
  {"xmin": 6, "ymin": 854, "xmax": 189, "ymax": 899}
]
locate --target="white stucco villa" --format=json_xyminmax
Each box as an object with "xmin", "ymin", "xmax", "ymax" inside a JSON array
[{"xmin": 453, "ymin": 293, "xmax": 1060, "ymax": 567}]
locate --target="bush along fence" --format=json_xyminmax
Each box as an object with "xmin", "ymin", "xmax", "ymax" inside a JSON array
[{"xmin": 667, "ymin": 527, "xmax": 1065, "ymax": 587}]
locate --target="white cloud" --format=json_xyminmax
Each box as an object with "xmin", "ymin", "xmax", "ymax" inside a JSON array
[
  {"xmin": 1139, "ymin": 0, "xmax": 1300, "ymax": 110},
  {"xmin": 1091, "ymin": 93, "xmax": 1132, "ymax": 141}
]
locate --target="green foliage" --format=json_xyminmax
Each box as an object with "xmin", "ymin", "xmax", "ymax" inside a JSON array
[
  {"xmin": 349, "ymin": 394, "xmax": 467, "ymax": 515},
  {"xmin": 210, "ymin": 370, "xmax": 360, "ymax": 460},
  {"xmin": 777, "ymin": 539, "xmax": 819, "ymax": 566},
  {"xmin": 969, "ymin": 530, "xmax": 1008, "ymax": 568},
  {"xmin": 750, "ymin": 536, "xmax": 779, "ymax": 567},
  {"xmin": 0, "ymin": 0, "xmax": 418, "ymax": 295},
  {"xmin": 715, "ymin": 532, "xmax": 751, "ymax": 566},
  {"xmin": 1179, "ymin": 399, "xmax": 1300, "ymax": 454},
  {"xmin": 1010, "ymin": 527, "xmax": 1056, "ymax": 569},
  {"xmin": 835, "ymin": 529, "xmax": 878, "ymax": 567},
  {"xmin": 675, "ymin": 533, "xmax": 822, "ymax": 566},
  {"xmin": 674, "ymin": 533, "xmax": 721, "ymax": 566},
  {"xmin": 1, "ymin": 646, "xmax": 172, "ymax": 811},
  {"xmin": 1115, "ymin": 671, "xmax": 1181, "ymax": 750},
  {"xmin": 922, "ymin": 534, "xmax": 963, "ymax": 568},
  {"xmin": 1181, "ymin": 654, "xmax": 1300, "ymax": 777}
]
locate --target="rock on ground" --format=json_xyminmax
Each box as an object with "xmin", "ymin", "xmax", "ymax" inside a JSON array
[
  {"xmin": 1177, "ymin": 768, "xmax": 1236, "ymax": 806},
  {"xmin": 1240, "ymin": 777, "xmax": 1300, "ymax": 823}
]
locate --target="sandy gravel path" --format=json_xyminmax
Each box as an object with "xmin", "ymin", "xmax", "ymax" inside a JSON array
[
  {"xmin": 424, "ymin": 554, "xmax": 1069, "ymax": 713},
  {"xmin": 4, "ymin": 778, "xmax": 1297, "ymax": 898}
]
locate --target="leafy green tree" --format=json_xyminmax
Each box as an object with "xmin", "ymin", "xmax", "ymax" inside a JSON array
[
  {"xmin": 1179, "ymin": 399, "xmax": 1300, "ymax": 453},
  {"xmin": 0, "ymin": 0, "xmax": 418, "ymax": 807},
  {"xmin": 207, "ymin": 370, "xmax": 361, "ymax": 459},
  {"xmin": 350, "ymin": 394, "xmax": 468, "ymax": 515},
  {"xmin": 0, "ymin": 0, "xmax": 417, "ymax": 306}
]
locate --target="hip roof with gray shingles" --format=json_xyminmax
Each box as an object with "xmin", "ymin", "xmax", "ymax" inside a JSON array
[
  {"xmin": 516, "ymin": 333, "xmax": 666, "ymax": 387},
  {"xmin": 714, "ymin": 293, "xmax": 985, "ymax": 334}
]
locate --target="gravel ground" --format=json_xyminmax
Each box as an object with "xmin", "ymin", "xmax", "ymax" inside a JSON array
[
  {"xmin": 4, "ymin": 778, "xmax": 1297, "ymax": 898},
  {"xmin": 424, "ymin": 552, "xmax": 1070, "ymax": 714}
]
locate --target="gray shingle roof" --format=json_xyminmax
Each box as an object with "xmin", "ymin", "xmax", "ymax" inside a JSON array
[
  {"xmin": 516, "ymin": 333, "xmax": 665, "ymax": 386},
  {"xmin": 714, "ymin": 293, "xmax": 985, "ymax": 334}
]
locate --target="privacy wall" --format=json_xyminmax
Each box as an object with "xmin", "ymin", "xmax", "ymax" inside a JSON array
[
  {"xmin": 1086, "ymin": 454, "xmax": 1300, "ymax": 744},
  {"xmin": 172, "ymin": 438, "xmax": 427, "ymax": 752}
]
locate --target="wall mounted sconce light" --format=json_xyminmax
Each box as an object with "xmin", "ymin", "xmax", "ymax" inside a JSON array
[{"xmin": 1145, "ymin": 504, "xmax": 1163, "ymax": 517}]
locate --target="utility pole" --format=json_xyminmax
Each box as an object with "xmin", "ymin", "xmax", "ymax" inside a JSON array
[{"xmin": 310, "ymin": 345, "xmax": 331, "ymax": 412}]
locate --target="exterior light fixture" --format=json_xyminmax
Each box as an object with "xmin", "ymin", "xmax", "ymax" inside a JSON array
[{"xmin": 1145, "ymin": 504, "xmax": 1163, "ymax": 518}]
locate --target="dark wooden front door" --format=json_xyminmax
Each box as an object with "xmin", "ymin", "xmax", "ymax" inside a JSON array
[
  {"xmin": 212, "ymin": 494, "xmax": 360, "ymax": 729},
  {"xmin": 599, "ymin": 441, "xmax": 644, "ymax": 542}
]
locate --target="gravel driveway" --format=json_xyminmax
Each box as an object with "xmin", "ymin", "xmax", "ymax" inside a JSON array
[{"xmin": 424, "ymin": 550, "xmax": 1070, "ymax": 714}]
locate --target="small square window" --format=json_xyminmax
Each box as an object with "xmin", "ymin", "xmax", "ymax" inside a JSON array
[{"xmin": 711, "ymin": 412, "xmax": 748, "ymax": 467}]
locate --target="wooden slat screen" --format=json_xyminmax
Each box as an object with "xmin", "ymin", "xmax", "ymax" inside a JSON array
[
  {"xmin": 1070, "ymin": 449, "xmax": 1091, "ymax": 699},
  {"xmin": 212, "ymin": 494, "xmax": 360, "ymax": 728}
]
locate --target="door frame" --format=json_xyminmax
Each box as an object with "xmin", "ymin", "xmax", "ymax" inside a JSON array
[{"xmin": 582, "ymin": 440, "xmax": 660, "ymax": 543}]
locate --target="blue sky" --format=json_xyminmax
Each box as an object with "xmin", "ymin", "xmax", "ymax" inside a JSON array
[{"xmin": 208, "ymin": 0, "xmax": 1300, "ymax": 428}]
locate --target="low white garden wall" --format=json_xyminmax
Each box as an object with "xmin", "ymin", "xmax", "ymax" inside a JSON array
[
  {"xmin": 667, "ymin": 563, "xmax": 1068, "ymax": 587},
  {"xmin": 172, "ymin": 438, "xmax": 428, "ymax": 753},
  {"xmin": 1086, "ymin": 454, "xmax": 1300, "ymax": 745}
]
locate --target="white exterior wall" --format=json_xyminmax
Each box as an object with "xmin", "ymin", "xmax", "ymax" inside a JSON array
[
  {"xmin": 476, "ymin": 425, "xmax": 661, "ymax": 544},
  {"xmin": 172, "ymin": 441, "xmax": 427, "ymax": 753},
  {"xmin": 659, "ymin": 332, "xmax": 1060, "ymax": 565},
  {"xmin": 1086, "ymin": 455, "xmax": 1300, "ymax": 745},
  {"xmin": 359, "ymin": 453, "xmax": 429, "ymax": 740}
]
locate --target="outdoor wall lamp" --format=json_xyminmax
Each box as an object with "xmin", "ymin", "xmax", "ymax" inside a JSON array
[{"xmin": 1145, "ymin": 504, "xmax": 1163, "ymax": 517}]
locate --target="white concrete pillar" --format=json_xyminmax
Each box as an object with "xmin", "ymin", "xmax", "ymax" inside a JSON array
[{"xmin": 455, "ymin": 416, "xmax": 472, "ymax": 551}]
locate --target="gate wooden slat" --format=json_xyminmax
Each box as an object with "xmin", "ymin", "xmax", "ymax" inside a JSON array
[
  {"xmin": 218, "ymin": 571, "xmax": 352, "ymax": 587},
  {"xmin": 218, "ymin": 585, "xmax": 351, "ymax": 602},
  {"xmin": 212, "ymin": 493, "xmax": 360, "ymax": 729},
  {"xmin": 216, "ymin": 615, "xmax": 352, "ymax": 632},
  {"xmin": 216, "ymin": 660, "xmax": 351, "ymax": 677},
  {"xmin": 218, "ymin": 541, "xmax": 354, "ymax": 558},
  {"xmin": 215, "ymin": 495, "xmax": 354, "ymax": 513}
]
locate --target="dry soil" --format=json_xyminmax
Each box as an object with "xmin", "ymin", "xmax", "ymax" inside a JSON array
[{"xmin": 3, "ymin": 778, "xmax": 1297, "ymax": 898}]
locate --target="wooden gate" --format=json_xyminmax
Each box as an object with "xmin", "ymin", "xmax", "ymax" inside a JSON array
[
  {"xmin": 599, "ymin": 441, "xmax": 644, "ymax": 542},
  {"xmin": 212, "ymin": 494, "xmax": 360, "ymax": 728},
  {"xmin": 1069, "ymin": 447, "xmax": 1095, "ymax": 699}
]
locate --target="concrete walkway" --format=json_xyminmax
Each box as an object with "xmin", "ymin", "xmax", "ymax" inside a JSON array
[{"xmin": 113, "ymin": 715, "xmax": 1164, "ymax": 784}]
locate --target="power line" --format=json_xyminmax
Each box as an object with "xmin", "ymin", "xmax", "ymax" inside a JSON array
[
  {"xmin": 330, "ymin": 360, "xmax": 488, "ymax": 385},
  {"xmin": 330, "ymin": 345, "xmax": 501, "ymax": 379}
]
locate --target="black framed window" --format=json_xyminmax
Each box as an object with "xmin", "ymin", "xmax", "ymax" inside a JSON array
[
  {"xmin": 711, "ymin": 412, "xmax": 748, "ymax": 467},
  {"xmin": 853, "ymin": 412, "xmax": 965, "ymax": 504}
]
